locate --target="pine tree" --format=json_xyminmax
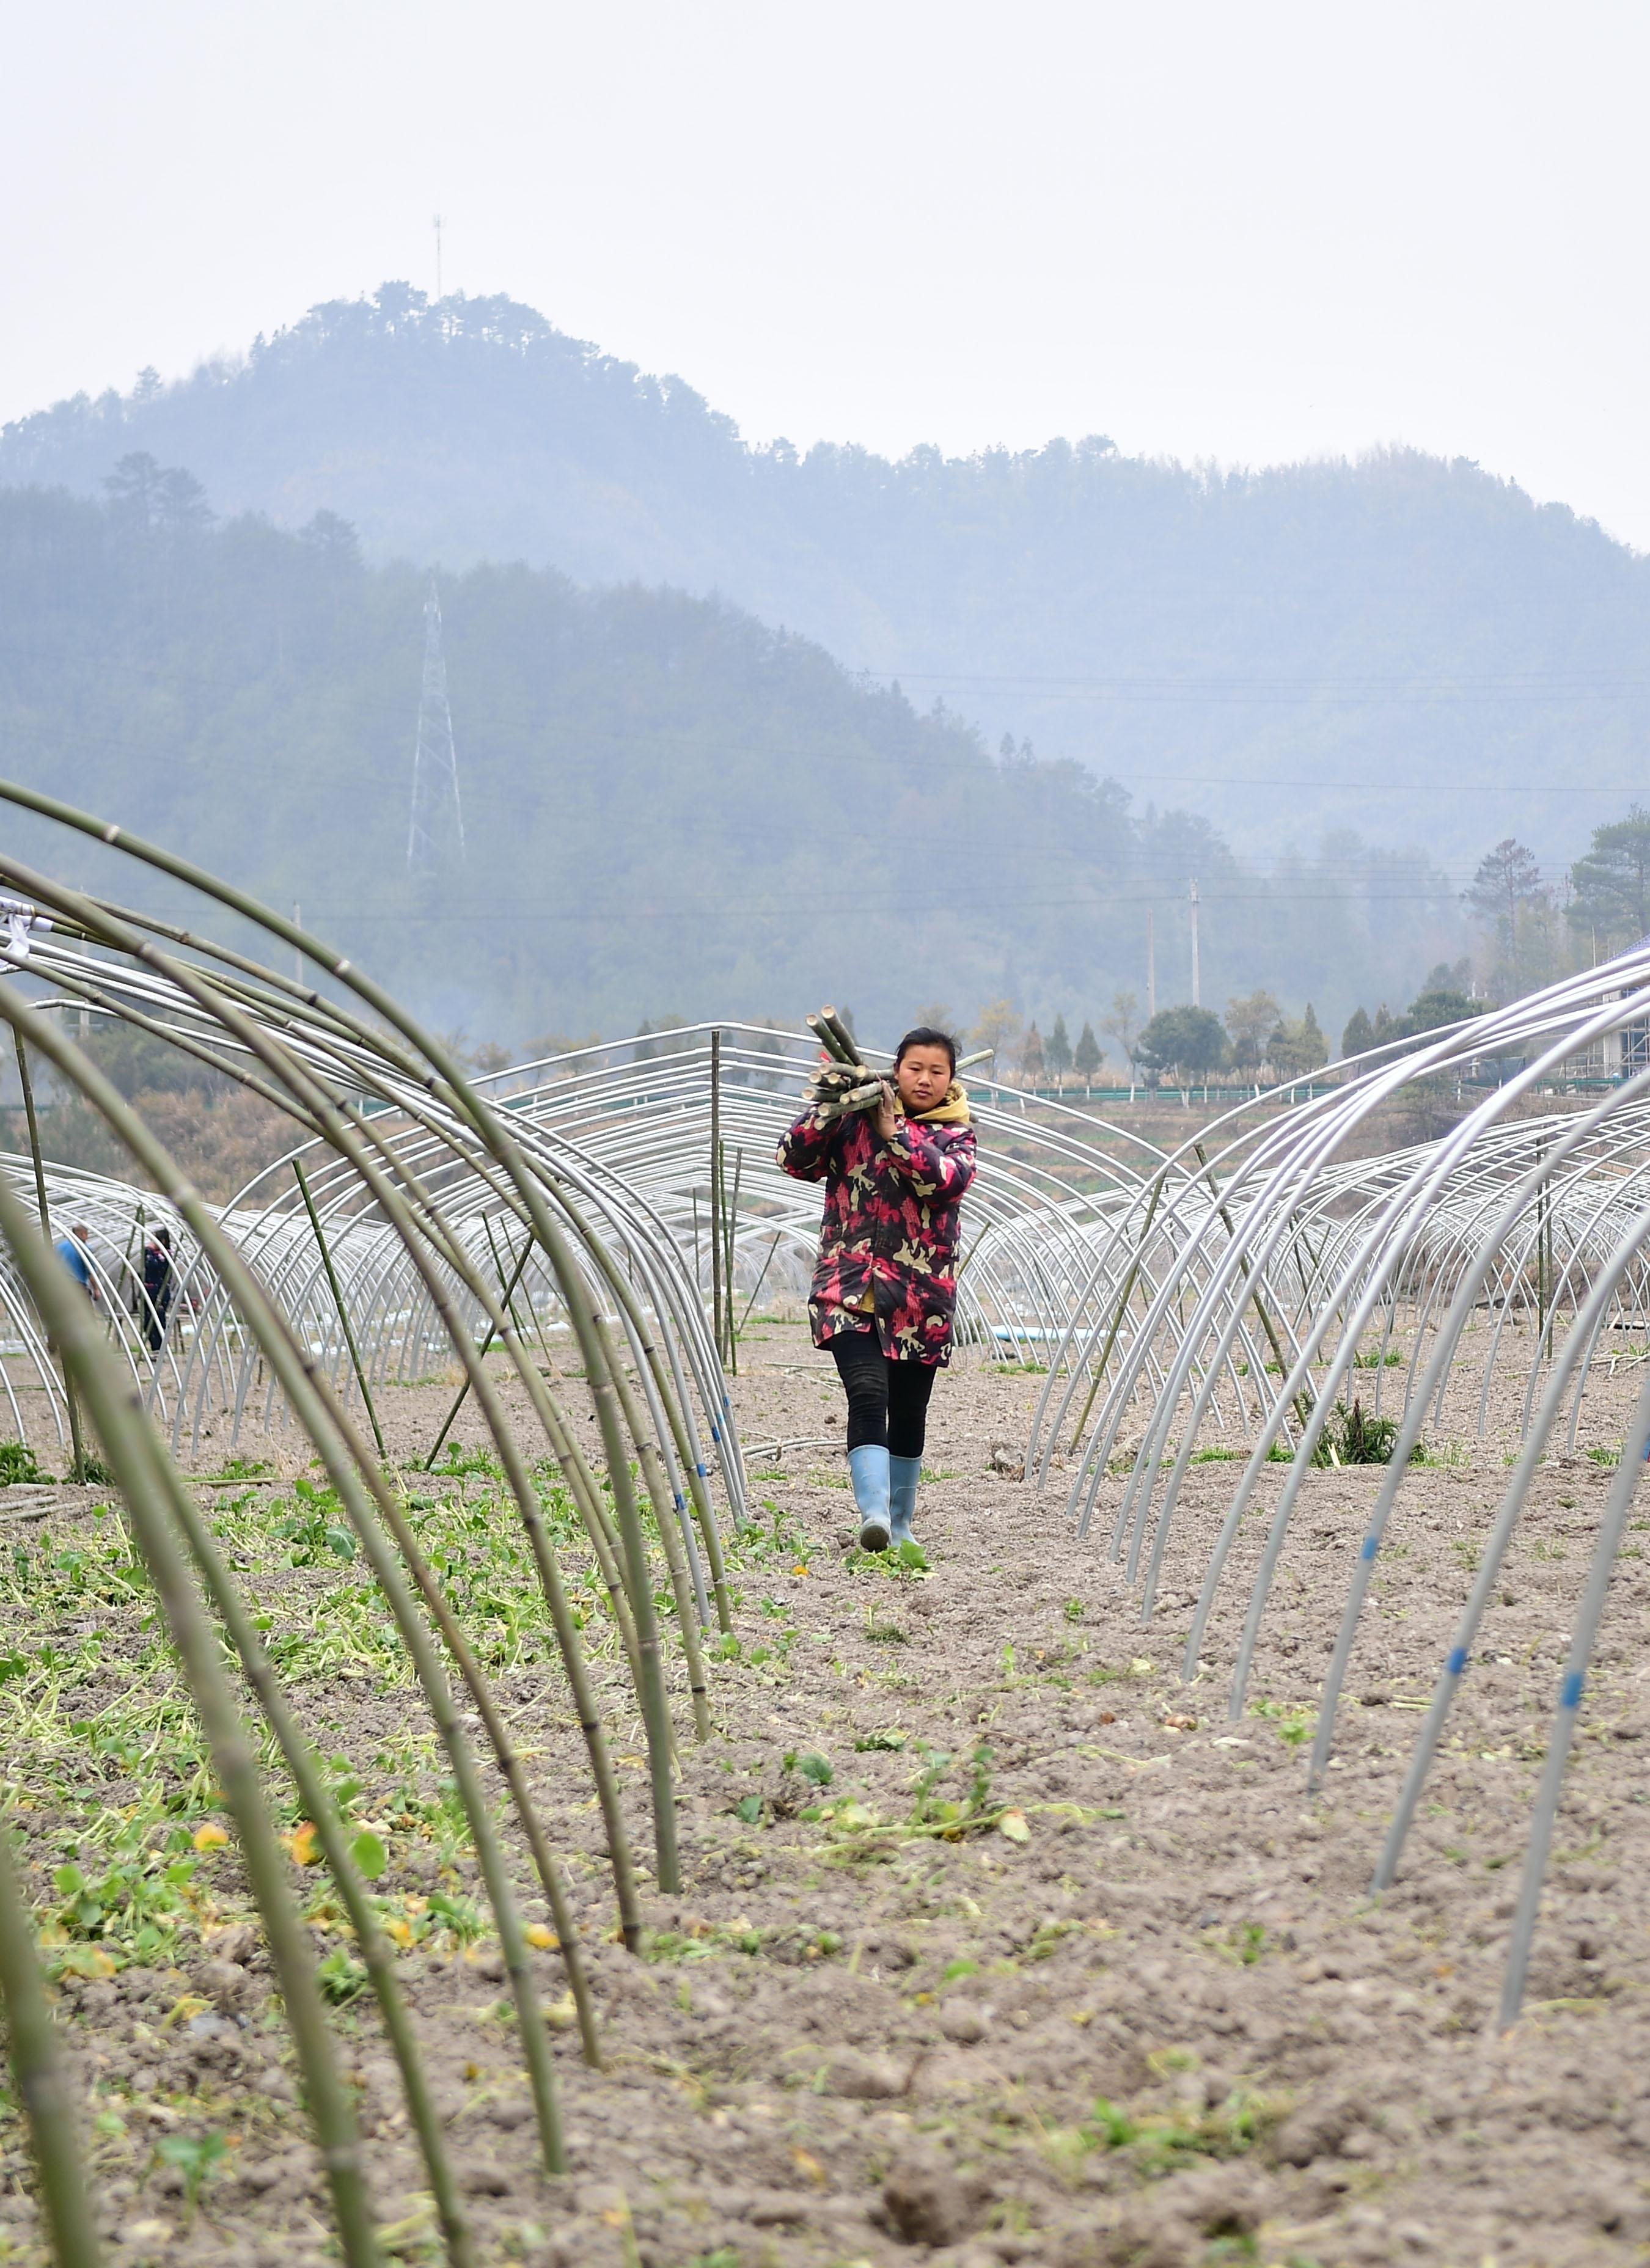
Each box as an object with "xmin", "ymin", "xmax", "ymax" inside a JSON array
[
  {"xmin": 1073, "ymin": 1020, "xmax": 1102, "ymax": 1094},
  {"xmin": 1466, "ymin": 838, "xmax": 1549, "ymax": 998},
  {"xmin": 1298, "ymin": 1003, "xmax": 1327, "ymax": 1071},
  {"xmin": 1341, "ymin": 1006, "xmax": 1374, "ymax": 1058},
  {"xmin": 1019, "ymin": 1022, "xmax": 1045, "ymax": 1087},
  {"xmin": 1046, "ymin": 1012, "xmax": 1072, "ymax": 1086},
  {"xmin": 1568, "ymin": 805, "xmax": 1650, "ymax": 955}
]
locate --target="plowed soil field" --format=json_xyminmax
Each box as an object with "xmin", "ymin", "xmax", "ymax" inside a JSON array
[{"xmin": 4, "ymin": 1319, "xmax": 1650, "ymax": 2268}]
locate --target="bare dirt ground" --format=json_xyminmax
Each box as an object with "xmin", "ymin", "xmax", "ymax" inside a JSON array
[{"xmin": 5, "ymin": 1322, "xmax": 1650, "ymax": 2268}]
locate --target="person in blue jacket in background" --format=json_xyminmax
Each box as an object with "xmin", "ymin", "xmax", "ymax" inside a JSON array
[{"xmin": 54, "ymin": 1222, "xmax": 95, "ymax": 1297}]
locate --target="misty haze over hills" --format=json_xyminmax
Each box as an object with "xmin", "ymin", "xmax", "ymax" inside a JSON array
[
  {"xmin": 0, "ymin": 478, "xmax": 1461, "ymax": 1048},
  {"xmin": 5, "ymin": 284, "xmax": 1648, "ymax": 871}
]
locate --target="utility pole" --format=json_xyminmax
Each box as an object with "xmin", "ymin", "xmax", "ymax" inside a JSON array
[
  {"xmin": 434, "ymin": 213, "xmax": 444, "ymax": 299},
  {"xmin": 14, "ymin": 1034, "xmax": 87, "ymax": 1482},
  {"xmin": 1146, "ymin": 909, "xmax": 1156, "ymax": 1020},
  {"xmin": 1190, "ymin": 879, "xmax": 1201, "ymax": 1008},
  {"xmin": 710, "ymin": 1030, "xmax": 723, "ymax": 1364},
  {"xmin": 407, "ymin": 576, "xmax": 466, "ymax": 877}
]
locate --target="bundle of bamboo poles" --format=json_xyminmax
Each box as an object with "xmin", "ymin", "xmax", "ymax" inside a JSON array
[
  {"xmin": 804, "ymin": 1008, "xmax": 991, "ymax": 1118},
  {"xmin": 804, "ymin": 1005, "xmax": 882, "ymax": 1119}
]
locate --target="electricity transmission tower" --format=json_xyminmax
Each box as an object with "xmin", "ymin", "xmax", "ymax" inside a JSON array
[{"xmin": 406, "ymin": 577, "xmax": 466, "ymax": 877}]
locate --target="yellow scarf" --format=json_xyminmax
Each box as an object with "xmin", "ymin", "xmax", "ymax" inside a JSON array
[{"xmin": 899, "ymin": 1079, "xmax": 971, "ymax": 1127}]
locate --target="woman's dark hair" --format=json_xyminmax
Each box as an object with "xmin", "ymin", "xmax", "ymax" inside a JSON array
[{"xmin": 895, "ymin": 1026, "xmax": 957, "ymax": 1074}]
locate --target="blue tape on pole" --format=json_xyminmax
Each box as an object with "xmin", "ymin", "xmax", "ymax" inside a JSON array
[
  {"xmin": 711, "ymin": 1425, "xmax": 721, "ymax": 1443},
  {"xmin": 1360, "ymin": 1535, "xmax": 1379, "ymax": 1561},
  {"xmin": 1561, "ymin": 1671, "xmax": 1585, "ymax": 1709},
  {"xmin": 673, "ymin": 1494, "xmax": 685, "ymax": 1512},
  {"xmin": 695, "ymin": 1462, "xmax": 708, "ymax": 1478},
  {"xmin": 1447, "ymin": 1646, "xmax": 1469, "ymax": 1674}
]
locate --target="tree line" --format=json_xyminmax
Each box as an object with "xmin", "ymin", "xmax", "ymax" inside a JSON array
[
  {"xmin": 1333, "ymin": 813, "xmax": 1650, "ymax": 1059},
  {"xmin": 960, "ymin": 793, "xmax": 1650, "ymax": 1096}
]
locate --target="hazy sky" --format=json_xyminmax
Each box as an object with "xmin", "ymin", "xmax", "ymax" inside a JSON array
[{"xmin": 8, "ymin": 1, "xmax": 1649, "ymax": 547}]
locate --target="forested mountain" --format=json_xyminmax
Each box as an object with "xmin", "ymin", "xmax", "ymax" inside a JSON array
[
  {"xmin": 0, "ymin": 483, "xmax": 1458, "ymax": 1047},
  {"xmin": 4, "ymin": 285, "xmax": 1647, "ymax": 865}
]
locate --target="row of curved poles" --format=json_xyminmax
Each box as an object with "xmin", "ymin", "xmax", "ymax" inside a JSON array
[
  {"xmin": 0, "ymin": 1020, "xmax": 1188, "ymax": 1452},
  {"xmin": 1028, "ymin": 948, "xmax": 1650, "ymax": 2027},
  {"xmin": 458, "ymin": 1027, "xmax": 1335, "ymax": 1448},
  {"xmin": 0, "ymin": 782, "xmax": 776, "ymax": 2268},
  {"xmin": 468, "ymin": 1020, "xmax": 1180, "ymax": 1366}
]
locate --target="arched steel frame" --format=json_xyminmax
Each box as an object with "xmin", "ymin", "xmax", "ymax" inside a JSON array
[{"xmin": 1029, "ymin": 948, "xmax": 1650, "ymax": 2027}]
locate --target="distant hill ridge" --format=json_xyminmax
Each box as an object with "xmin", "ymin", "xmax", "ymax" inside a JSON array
[{"xmin": 4, "ymin": 281, "xmax": 1649, "ymax": 861}]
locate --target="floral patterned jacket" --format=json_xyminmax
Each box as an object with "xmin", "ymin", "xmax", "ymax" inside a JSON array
[{"xmin": 776, "ymin": 1096, "xmax": 977, "ymax": 1364}]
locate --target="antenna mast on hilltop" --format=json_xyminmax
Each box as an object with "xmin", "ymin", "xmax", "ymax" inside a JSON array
[
  {"xmin": 433, "ymin": 212, "xmax": 444, "ymax": 299},
  {"xmin": 407, "ymin": 577, "xmax": 466, "ymax": 877}
]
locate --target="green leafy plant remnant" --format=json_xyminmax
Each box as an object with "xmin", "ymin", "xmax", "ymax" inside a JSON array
[
  {"xmin": 1313, "ymin": 1399, "xmax": 1416, "ymax": 1466},
  {"xmin": 273, "ymin": 1478, "xmax": 358, "ymax": 1566},
  {"xmin": 0, "ymin": 1439, "xmax": 48, "ymax": 1485},
  {"xmin": 152, "ymin": 2131, "xmax": 229, "ymax": 2224}
]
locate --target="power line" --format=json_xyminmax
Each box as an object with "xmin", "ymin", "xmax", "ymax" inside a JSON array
[
  {"xmin": 863, "ymin": 665, "xmax": 1650, "ymax": 704},
  {"xmin": 1068, "ymin": 773, "xmax": 1650, "ymax": 796},
  {"xmin": 306, "ymin": 886, "xmax": 1467, "ymax": 927}
]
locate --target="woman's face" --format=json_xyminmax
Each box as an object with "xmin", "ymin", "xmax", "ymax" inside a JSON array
[{"xmin": 895, "ymin": 1044, "xmax": 953, "ymax": 1113}]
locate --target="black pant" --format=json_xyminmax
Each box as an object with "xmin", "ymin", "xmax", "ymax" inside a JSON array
[
  {"xmin": 142, "ymin": 1260, "xmax": 173, "ymax": 1354},
  {"xmin": 831, "ymin": 1329, "xmax": 937, "ymax": 1458}
]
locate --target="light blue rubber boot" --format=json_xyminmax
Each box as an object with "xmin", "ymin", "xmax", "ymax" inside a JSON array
[
  {"xmin": 848, "ymin": 1444, "xmax": 892, "ymax": 1551},
  {"xmin": 889, "ymin": 1455, "xmax": 922, "ymax": 1548}
]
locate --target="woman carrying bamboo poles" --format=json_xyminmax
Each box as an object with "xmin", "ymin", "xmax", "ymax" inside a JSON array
[{"xmin": 778, "ymin": 1022, "xmax": 977, "ymax": 1551}]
